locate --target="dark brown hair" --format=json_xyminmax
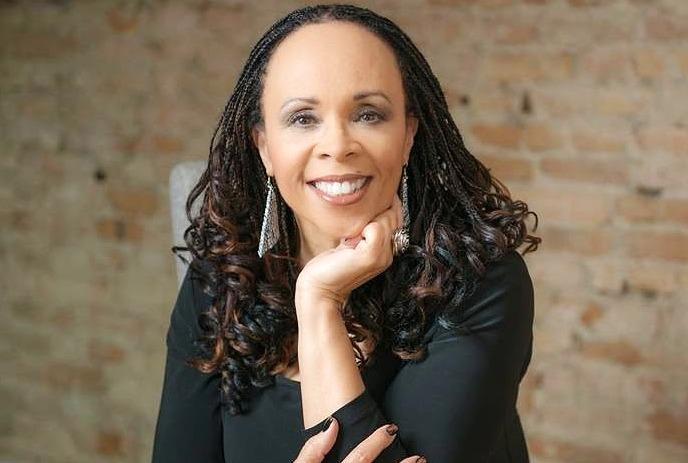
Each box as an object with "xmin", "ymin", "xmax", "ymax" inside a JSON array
[{"xmin": 173, "ymin": 3, "xmax": 541, "ymax": 415}]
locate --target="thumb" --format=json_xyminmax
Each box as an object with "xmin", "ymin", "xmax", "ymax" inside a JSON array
[
  {"xmin": 295, "ymin": 417, "xmax": 339, "ymax": 463},
  {"xmin": 317, "ymin": 417, "xmax": 338, "ymax": 452}
]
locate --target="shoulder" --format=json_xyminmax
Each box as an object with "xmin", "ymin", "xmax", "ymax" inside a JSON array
[
  {"xmin": 166, "ymin": 259, "xmax": 215, "ymax": 359},
  {"xmin": 431, "ymin": 249, "xmax": 534, "ymax": 340},
  {"xmin": 478, "ymin": 249, "xmax": 533, "ymax": 305}
]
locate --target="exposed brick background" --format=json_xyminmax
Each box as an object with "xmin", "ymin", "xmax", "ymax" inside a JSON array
[{"xmin": 1, "ymin": 0, "xmax": 686, "ymax": 462}]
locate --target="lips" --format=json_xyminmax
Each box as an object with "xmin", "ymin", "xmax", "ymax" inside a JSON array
[
  {"xmin": 307, "ymin": 176, "xmax": 373, "ymax": 206},
  {"xmin": 307, "ymin": 174, "xmax": 371, "ymax": 183}
]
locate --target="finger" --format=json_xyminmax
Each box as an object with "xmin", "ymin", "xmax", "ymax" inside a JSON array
[
  {"xmin": 358, "ymin": 221, "xmax": 389, "ymax": 264},
  {"xmin": 349, "ymin": 195, "xmax": 401, "ymax": 249},
  {"xmin": 340, "ymin": 423, "xmax": 399, "ymax": 463},
  {"xmin": 400, "ymin": 457, "xmax": 426, "ymax": 463},
  {"xmin": 293, "ymin": 418, "xmax": 339, "ymax": 463}
]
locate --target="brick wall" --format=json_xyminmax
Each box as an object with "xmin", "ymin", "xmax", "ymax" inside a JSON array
[{"xmin": 1, "ymin": 1, "xmax": 686, "ymax": 462}]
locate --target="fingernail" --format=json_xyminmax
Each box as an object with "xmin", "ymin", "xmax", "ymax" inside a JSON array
[
  {"xmin": 320, "ymin": 416, "xmax": 334, "ymax": 433},
  {"xmin": 415, "ymin": 457, "xmax": 427, "ymax": 463},
  {"xmin": 385, "ymin": 423, "xmax": 398, "ymax": 436}
]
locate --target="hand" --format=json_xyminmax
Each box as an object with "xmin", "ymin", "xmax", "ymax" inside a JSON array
[
  {"xmin": 295, "ymin": 194, "xmax": 405, "ymax": 308},
  {"xmin": 293, "ymin": 417, "xmax": 425, "ymax": 463}
]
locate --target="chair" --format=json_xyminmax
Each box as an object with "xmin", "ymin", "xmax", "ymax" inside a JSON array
[{"xmin": 169, "ymin": 160, "xmax": 206, "ymax": 288}]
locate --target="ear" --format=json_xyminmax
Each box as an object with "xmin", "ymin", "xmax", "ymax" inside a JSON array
[
  {"xmin": 251, "ymin": 124, "xmax": 273, "ymax": 176},
  {"xmin": 403, "ymin": 113, "xmax": 419, "ymax": 165}
]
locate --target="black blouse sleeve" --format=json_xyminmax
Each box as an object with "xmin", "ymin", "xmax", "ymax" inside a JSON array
[
  {"xmin": 301, "ymin": 250, "xmax": 535, "ymax": 462},
  {"xmin": 151, "ymin": 262, "xmax": 225, "ymax": 463}
]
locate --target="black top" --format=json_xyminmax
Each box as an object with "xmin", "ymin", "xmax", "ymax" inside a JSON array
[{"xmin": 151, "ymin": 249, "xmax": 534, "ymax": 462}]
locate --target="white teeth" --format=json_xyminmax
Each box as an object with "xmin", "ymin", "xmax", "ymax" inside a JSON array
[{"xmin": 313, "ymin": 178, "xmax": 367, "ymax": 196}]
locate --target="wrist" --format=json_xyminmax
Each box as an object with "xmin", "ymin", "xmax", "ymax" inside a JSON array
[
  {"xmin": 295, "ymin": 281, "xmax": 346, "ymax": 310},
  {"xmin": 295, "ymin": 288, "xmax": 343, "ymax": 321}
]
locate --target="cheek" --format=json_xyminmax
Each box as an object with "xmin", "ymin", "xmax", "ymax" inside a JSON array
[{"xmin": 266, "ymin": 147, "xmax": 308, "ymax": 206}]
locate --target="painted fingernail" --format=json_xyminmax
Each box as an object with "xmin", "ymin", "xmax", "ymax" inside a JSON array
[
  {"xmin": 415, "ymin": 457, "xmax": 427, "ymax": 463},
  {"xmin": 320, "ymin": 416, "xmax": 334, "ymax": 433},
  {"xmin": 385, "ymin": 423, "xmax": 398, "ymax": 436}
]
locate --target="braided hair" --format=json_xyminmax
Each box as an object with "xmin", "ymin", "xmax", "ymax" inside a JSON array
[{"xmin": 173, "ymin": 3, "xmax": 541, "ymax": 415}]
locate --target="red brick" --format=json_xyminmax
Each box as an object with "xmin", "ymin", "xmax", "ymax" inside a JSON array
[
  {"xmin": 568, "ymin": 0, "xmax": 605, "ymax": 5},
  {"xmin": 580, "ymin": 49, "xmax": 631, "ymax": 83},
  {"xmin": 529, "ymin": 435, "xmax": 624, "ymax": 463},
  {"xmin": 42, "ymin": 362, "xmax": 105, "ymax": 392},
  {"xmin": 489, "ymin": 20, "xmax": 539, "ymax": 44},
  {"xmin": 106, "ymin": 187, "xmax": 159, "ymax": 217},
  {"xmin": 95, "ymin": 218, "xmax": 144, "ymax": 242},
  {"xmin": 470, "ymin": 123, "xmax": 523, "ymax": 149},
  {"xmin": 635, "ymin": 126, "xmax": 688, "ymax": 155},
  {"xmin": 587, "ymin": 259, "xmax": 626, "ymax": 294},
  {"xmin": 677, "ymin": 49, "xmax": 688, "ymax": 77},
  {"xmin": 428, "ymin": 0, "xmax": 514, "ymax": 5},
  {"xmin": 153, "ymin": 134, "xmax": 185, "ymax": 154},
  {"xmin": 632, "ymin": 49, "xmax": 665, "ymax": 81},
  {"xmin": 541, "ymin": 158, "xmax": 628, "ymax": 184},
  {"xmin": 539, "ymin": 226, "xmax": 613, "ymax": 256},
  {"xmin": 510, "ymin": 186, "xmax": 613, "ymax": 226},
  {"xmin": 478, "ymin": 154, "xmax": 534, "ymax": 182},
  {"xmin": 595, "ymin": 91, "xmax": 647, "ymax": 117},
  {"xmin": 580, "ymin": 301, "xmax": 604, "ymax": 328},
  {"xmin": 646, "ymin": 410, "xmax": 688, "ymax": 446},
  {"xmin": 88, "ymin": 340, "xmax": 126, "ymax": 364},
  {"xmin": 617, "ymin": 195, "xmax": 688, "ymax": 225},
  {"xmin": 106, "ymin": 6, "xmax": 139, "ymax": 33},
  {"xmin": 96, "ymin": 430, "xmax": 125, "ymax": 456},
  {"xmin": 571, "ymin": 129, "xmax": 626, "ymax": 154},
  {"xmin": 524, "ymin": 124, "xmax": 563, "ymax": 151},
  {"xmin": 581, "ymin": 339, "xmax": 644, "ymax": 367},
  {"xmin": 645, "ymin": 13, "xmax": 688, "ymax": 42},
  {"xmin": 533, "ymin": 90, "xmax": 581, "ymax": 119},
  {"xmin": 627, "ymin": 263, "xmax": 678, "ymax": 295},
  {"xmin": 5, "ymin": 31, "xmax": 80, "ymax": 59},
  {"xmin": 624, "ymin": 230, "xmax": 688, "ymax": 262},
  {"xmin": 482, "ymin": 52, "xmax": 573, "ymax": 84}
]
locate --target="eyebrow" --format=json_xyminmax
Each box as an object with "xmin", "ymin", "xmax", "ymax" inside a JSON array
[{"xmin": 280, "ymin": 91, "xmax": 392, "ymax": 111}]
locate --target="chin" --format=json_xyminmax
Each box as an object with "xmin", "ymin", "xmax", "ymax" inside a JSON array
[{"xmin": 334, "ymin": 214, "xmax": 378, "ymax": 239}]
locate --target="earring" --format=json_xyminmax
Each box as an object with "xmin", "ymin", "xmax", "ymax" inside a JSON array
[
  {"xmin": 400, "ymin": 164, "xmax": 410, "ymax": 230},
  {"xmin": 258, "ymin": 176, "xmax": 280, "ymax": 257}
]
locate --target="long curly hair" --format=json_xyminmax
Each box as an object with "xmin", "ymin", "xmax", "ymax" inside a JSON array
[{"xmin": 172, "ymin": 3, "xmax": 541, "ymax": 415}]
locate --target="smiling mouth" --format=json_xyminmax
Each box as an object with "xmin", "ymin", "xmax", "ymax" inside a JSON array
[
  {"xmin": 307, "ymin": 176, "xmax": 373, "ymax": 206},
  {"xmin": 308, "ymin": 176, "xmax": 371, "ymax": 194}
]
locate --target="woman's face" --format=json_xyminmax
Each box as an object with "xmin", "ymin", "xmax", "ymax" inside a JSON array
[{"xmin": 252, "ymin": 21, "xmax": 418, "ymax": 248}]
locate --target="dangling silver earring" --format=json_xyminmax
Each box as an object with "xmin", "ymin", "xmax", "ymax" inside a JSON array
[
  {"xmin": 401, "ymin": 164, "xmax": 410, "ymax": 230},
  {"xmin": 258, "ymin": 176, "xmax": 280, "ymax": 258},
  {"xmin": 392, "ymin": 164, "xmax": 411, "ymax": 256}
]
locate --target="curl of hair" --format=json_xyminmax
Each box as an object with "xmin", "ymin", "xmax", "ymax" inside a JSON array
[{"xmin": 172, "ymin": 3, "xmax": 541, "ymax": 416}]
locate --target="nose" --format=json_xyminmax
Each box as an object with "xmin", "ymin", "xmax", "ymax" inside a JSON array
[{"xmin": 315, "ymin": 116, "xmax": 358, "ymax": 160}]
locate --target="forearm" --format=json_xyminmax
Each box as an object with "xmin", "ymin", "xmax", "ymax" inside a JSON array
[{"xmin": 295, "ymin": 291, "xmax": 365, "ymax": 429}]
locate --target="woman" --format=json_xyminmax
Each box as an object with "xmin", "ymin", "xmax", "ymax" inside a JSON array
[{"xmin": 152, "ymin": 4, "xmax": 541, "ymax": 463}]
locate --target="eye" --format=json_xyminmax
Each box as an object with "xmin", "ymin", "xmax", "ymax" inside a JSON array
[
  {"xmin": 288, "ymin": 112, "xmax": 317, "ymax": 127},
  {"xmin": 358, "ymin": 110, "xmax": 384, "ymax": 123}
]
